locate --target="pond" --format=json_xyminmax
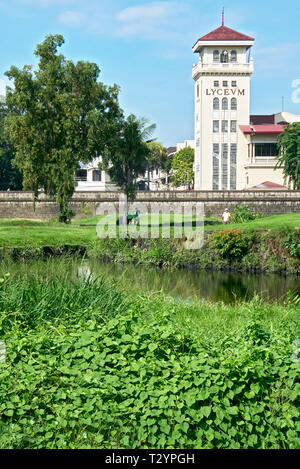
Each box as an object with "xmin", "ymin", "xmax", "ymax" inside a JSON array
[{"xmin": 1, "ymin": 257, "xmax": 299, "ymax": 304}]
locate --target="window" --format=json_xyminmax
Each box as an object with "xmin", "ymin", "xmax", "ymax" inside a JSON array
[
  {"xmin": 255, "ymin": 143, "xmax": 278, "ymax": 157},
  {"xmin": 231, "ymin": 98, "xmax": 237, "ymax": 110},
  {"xmin": 222, "ymin": 98, "xmax": 228, "ymax": 110},
  {"xmin": 231, "ymin": 120, "xmax": 237, "ymax": 133},
  {"xmin": 213, "ymin": 50, "xmax": 220, "ymax": 62},
  {"xmin": 222, "ymin": 120, "xmax": 228, "ymax": 133},
  {"xmin": 76, "ymin": 169, "xmax": 87, "ymax": 182},
  {"xmin": 92, "ymin": 169, "xmax": 101, "ymax": 182},
  {"xmin": 223, "ymin": 81, "xmax": 228, "ymax": 87},
  {"xmin": 196, "ymin": 84, "xmax": 199, "ymax": 98},
  {"xmin": 214, "ymin": 81, "xmax": 219, "ymax": 87},
  {"xmin": 213, "ymin": 97, "xmax": 220, "ymax": 110},
  {"xmin": 232, "ymin": 81, "xmax": 237, "ymax": 87},
  {"xmin": 230, "ymin": 50, "xmax": 237, "ymax": 62},
  {"xmin": 213, "ymin": 120, "xmax": 219, "ymax": 133},
  {"xmin": 222, "ymin": 144, "xmax": 228, "ymax": 190},
  {"xmin": 213, "ymin": 144, "xmax": 220, "ymax": 190},
  {"xmin": 230, "ymin": 144, "xmax": 237, "ymax": 190},
  {"xmin": 221, "ymin": 50, "xmax": 229, "ymax": 63}
]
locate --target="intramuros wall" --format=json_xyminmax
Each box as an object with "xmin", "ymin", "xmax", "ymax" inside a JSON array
[{"xmin": 0, "ymin": 190, "xmax": 300, "ymax": 219}]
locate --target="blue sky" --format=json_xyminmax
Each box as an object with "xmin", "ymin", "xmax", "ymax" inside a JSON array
[{"xmin": 1, "ymin": 0, "xmax": 300, "ymax": 146}]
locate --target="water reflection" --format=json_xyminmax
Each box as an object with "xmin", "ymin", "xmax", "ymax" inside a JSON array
[
  {"xmin": 0, "ymin": 258, "xmax": 299, "ymax": 304},
  {"xmin": 87, "ymin": 260, "xmax": 300, "ymax": 304}
]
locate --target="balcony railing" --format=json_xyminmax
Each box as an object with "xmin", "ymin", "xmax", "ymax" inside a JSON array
[
  {"xmin": 245, "ymin": 157, "xmax": 278, "ymax": 167},
  {"xmin": 192, "ymin": 61, "xmax": 254, "ymax": 77}
]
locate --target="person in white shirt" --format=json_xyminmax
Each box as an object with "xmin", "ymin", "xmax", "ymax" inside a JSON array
[{"xmin": 222, "ymin": 208, "xmax": 231, "ymax": 225}]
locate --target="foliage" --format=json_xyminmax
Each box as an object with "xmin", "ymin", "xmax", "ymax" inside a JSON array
[
  {"xmin": 0, "ymin": 104, "xmax": 22, "ymax": 190},
  {"xmin": 101, "ymin": 115, "xmax": 156, "ymax": 200},
  {"xmin": 146, "ymin": 141, "xmax": 167, "ymax": 172},
  {"xmin": 0, "ymin": 275, "xmax": 299, "ymax": 449},
  {"xmin": 4, "ymin": 35, "xmax": 122, "ymax": 221},
  {"xmin": 171, "ymin": 147, "xmax": 194, "ymax": 189},
  {"xmin": 231, "ymin": 205, "xmax": 256, "ymax": 223},
  {"xmin": 280, "ymin": 229, "xmax": 300, "ymax": 259},
  {"xmin": 211, "ymin": 229, "xmax": 253, "ymax": 261},
  {"xmin": 276, "ymin": 122, "xmax": 300, "ymax": 189}
]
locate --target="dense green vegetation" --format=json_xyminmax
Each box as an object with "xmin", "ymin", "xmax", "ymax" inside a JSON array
[
  {"xmin": 0, "ymin": 272, "xmax": 299, "ymax": 449},
  {"xmin": 0, "ymin": 104, "xmax": 23, "ymax": 191},
  {"xmin": 277, "ymin": 122, "xmax": 300, "ymax": 190}
]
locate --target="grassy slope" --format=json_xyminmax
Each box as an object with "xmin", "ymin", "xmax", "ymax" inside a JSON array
[{"xmin": 0, "ymin": 213, "xmax": 299, "ymax": 248}]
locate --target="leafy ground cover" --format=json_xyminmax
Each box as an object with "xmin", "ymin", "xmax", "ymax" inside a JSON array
[{"xmin": 0, "ymin": 273, "xmax": 299, "ymax": 449}]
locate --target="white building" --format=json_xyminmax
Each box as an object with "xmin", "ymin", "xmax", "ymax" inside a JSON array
[
  {"xmin": 192, "ymin": 20, "xmax": 300, "ymax": 190},
  {"xmin": 75, "ymin": 157, "xmax": 117, "ymax": 191}
]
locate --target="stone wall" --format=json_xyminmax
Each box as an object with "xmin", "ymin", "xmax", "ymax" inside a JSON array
[{"xmin": 0, "ymin": 190, "xmax": 299, "ymax": 220}]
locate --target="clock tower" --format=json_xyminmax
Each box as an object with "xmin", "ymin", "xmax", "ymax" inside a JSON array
[{"xmin": 192, "ymin": 20, "xmax": 255, "ymax": 190}]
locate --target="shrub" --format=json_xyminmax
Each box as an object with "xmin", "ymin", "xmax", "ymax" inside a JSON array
[
  {"xmin": 212, "ymin": 229, "xmax": 252, "ymax": 262},
  {"xmin": 231, "ymin": 205, "xmax": 256, "ymax": 223},
  {"xmin": 281, "ymin": 229, "xmax": 300, "ymax": 259}
]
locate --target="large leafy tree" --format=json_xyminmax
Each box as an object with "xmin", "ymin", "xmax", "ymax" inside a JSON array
[
  {"xmin": 0, "ymin": 103, "xmax": 22, "ymax": 191},
  {"xmin": 276, "ymin": 123, "xmax": 300, "ymax": 189},
  {"xmin": 4, "ymin": 34, "xmax": 122, "ymax": 221},
  {"xmin": 102, "ymin": 114, "xmax": 155, "ymax": 199},
  {"xmin": 171, "ymin": 147, "xmax": 194, "ymax": 189}
]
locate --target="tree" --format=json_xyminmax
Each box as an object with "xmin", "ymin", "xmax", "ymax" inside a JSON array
[
  {"xmin": 145, "ymin": 141, "xmax": 168, "ymax": 189},
  {"xmin": 171, "ymin": 147, "xmax": 194, "ymax": 189},
  {"xmin": 276, "ymin": 123, "xmax": 300, "ymax": 189},
  {"xmin": 4, "ymin": 34, "xmax": 123, "ymax": 221},
  {"xmin": 0, "ymin": 103, "xmax": 23, "ymax": 191},
  {"xmin": 101, "ymin": 114, "xmax": 156, "ymax": 199}
]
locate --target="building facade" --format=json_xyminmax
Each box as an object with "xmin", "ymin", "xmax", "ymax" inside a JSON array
[
  {"xmin": 75, "ymin": 157, "xmax": 117, "ymax": 191},
  {"xmin": 192, "ymin": 21, "xmax": 300, "ymax": 190}
]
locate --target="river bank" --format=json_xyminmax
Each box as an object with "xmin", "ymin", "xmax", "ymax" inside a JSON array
[{"xmin": 0, "ymin": 216, "xmax": 299, "ymax": 274}]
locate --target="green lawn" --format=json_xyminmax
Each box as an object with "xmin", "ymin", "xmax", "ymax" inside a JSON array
[
  {"xmin": 0, "ymin": 213, "xmax": 299, "ymax": 248},
  {"xmin": 207, "ymin": 213, "xmax": 300, "ymax": 231}
]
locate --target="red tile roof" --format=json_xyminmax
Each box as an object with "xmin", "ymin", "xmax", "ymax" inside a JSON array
[
  {"xmin": 252, "ymin": 181, "xmax": 287, "ymax": 189},
  {"xmin": 240, "ymin": 124, "xmax": 285, "ymax": 135},
  {"xmin": 195, "ymin": 25, "xmax": 254, "ymax": 43}
]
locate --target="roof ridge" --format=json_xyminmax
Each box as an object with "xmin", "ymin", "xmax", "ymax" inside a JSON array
[{"xmin": 194, "ymin": 24, "xmax": 255, "ymax": 44}]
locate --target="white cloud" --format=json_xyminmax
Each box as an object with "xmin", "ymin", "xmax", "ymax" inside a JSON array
[
  {"xmin": 58, "ymin": 10, "xmax": 85, "ymax": 26},
  {"xmin": 18, "ymin": 0, "xmax": 76, "ymax": 6},
  {"xmin": 254, "ymin": 42, "xmax": 300, "ymax": 72},
  {"xmin": 115, "ymin": 2, "xmax": 187, "ymax": 39}
]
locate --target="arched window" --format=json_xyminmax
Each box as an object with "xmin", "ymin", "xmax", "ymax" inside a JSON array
[
  {"xmin": 213, "ymin": 98, "xmax": 220, "ymax": 110},
  {"xmin": 231, "ymin": 98, "xmax": 237, "ymax": 110},
  {"xmin": 221, "ymin": 50, "xmax": 229, "ymax": 63},
  {"xmin": 222, "ymin": 98, "xmax": 228, "ymax": 110},
  {"xmin": 230, "ymin": 50, "xmax": 237, "ymax": 62},
  {"xmin": 213, "ymin": 50, "xmax": 220, "ymax": 62}
]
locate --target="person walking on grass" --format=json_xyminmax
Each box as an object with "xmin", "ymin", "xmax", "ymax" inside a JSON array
[{"xmin": 222, "ymin": 208, "xmax": 231, "ymax": 225}]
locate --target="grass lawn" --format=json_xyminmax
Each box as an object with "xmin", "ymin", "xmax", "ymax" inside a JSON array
[{"xmin": 0, "ymin": 213, "xmax": 299, "ymax": 248}]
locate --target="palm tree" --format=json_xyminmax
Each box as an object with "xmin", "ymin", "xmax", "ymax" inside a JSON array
[{"xmin": 101, "ymin": 114, "xmax": 156, "ymax": 224}]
